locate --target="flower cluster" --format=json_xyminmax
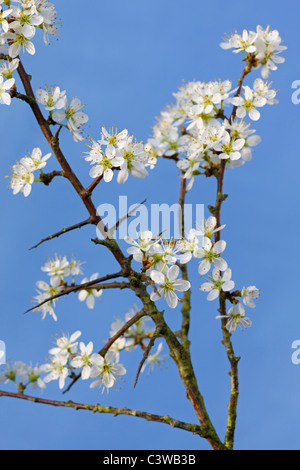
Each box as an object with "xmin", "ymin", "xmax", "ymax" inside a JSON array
[
  {"xmin": 124, "ymin": 216, "xmax": 259, "ymax": 331},
  {"xmin": 9, "ymin": 146, "xmax": 51, "ymax": 197},
  {"xmin": 0, "ymin": 1, "xmax": 59, "ymax": 60},
  {"xmin": 0, "ymin": 330, "xmax": 127, "ymax": 394},
  {"xmin": 0, "ymin": 2, "xmax": 59, "ymax": 108},
  {"xmin": 220, "ymin": 26, "xmax": 286, "ymax": 79},
  {"xmin": 36, "ymin": 87, "xmax": 88, "ymax": 142},
  {"xmin": 194, "ymin": 217, "xmax": 259, "ymax": 331},
  {"xmin": 33, "ymin": 255, "xmax": 102, "ymax": 321},
  {"xmin": 124, "ymin": 231, "xmax": 193, "ymax": 309},
  {"xmin": 0, "ymin": 360, "xmax": 47, "ymax": 391},
  {"xmin": 85, "ymin": 127, "xmax": 153, "ymax": 183},
  {"xmin": 148, "ymin": 26, "xmax": 285, "ymax": 191},
  {"xmin": 45, "ymin": 331, "xmax": 126, "ymax": 393},
  {"xmin": 0, "ymin": 304, "xmax": 167, "ymax": 397}
]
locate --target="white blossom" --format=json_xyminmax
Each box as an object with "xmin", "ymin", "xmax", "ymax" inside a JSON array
[
  {"xmin": 220, "ymin": 30, "xmax": 257, "ymax": 54},
  {"xmin": 25, "ymin": 363, "xmax": 48, "ymax": 390},
  {"xmin": 21, "ymin": 147, "xmax": 51, "ymax": 171},
  {"xmin": 33, "ymin": 280, "xmax": 63, "ymax": 322},
  {"xmin": 150, "ymin": 265, "xmax": 191, "ymax": 309},
  {"xmin": 0, "ymin": 58, "xmax": 19, "ymax": 79},
  {"xmin": 41, "ymin": 254, "xmax": 70, "ymax": 287},
  {"xmin": 220, "ymin": 26, "xmax": 286, "ymax": 79},
  {"xmin": 231, "ymin": 85, "xmax": 267, "ymax": 121},
  {"xmin": 9, "ymin": 147, "xmax": 51, "ymax": 197},
  {"xmin": 86, "ymin": 143, "xmax": 124, "ymax": 182},
  {"xmin": 98, "ymin": 126, "xmax": 129, "ymax": 148},
  {"xmin": 49, "ymin": 331, "xmax": 81, "ymax": 358},
  {"xmin": 117, "ymin": 139, "xmax": 150, "ymax": 184},
  {"xmin": 4, "ymin": 24, "xmax": 36, "ymax": 58},
  {"xmin": 200, "ymin": 268, "xmax": 235, "ymax": 301},
  {"xmin": 0, "ymin": 5, "xmax": 13, "ymax": 33},
  {"xmin": 0, "ymin": 75, "xmax": 14, "ymax": 105},
  {"xmin": 53, "ymin": 97, "xmax": 88, "ymax": 142},
  {"xmin": 36, "ymin": 86, "xmax": 67, "ymax": 112},
  {"xmin": 212, "ymin": 130, "xmax": 245, "ymax": 161},
  {"xmin": 217, "ymin": 302, "xmax": 252, "ymax": 332},
  {"xmin": 71, "ymin": 342, "xmax": 97, "ymax": 380},
  {"xmin": 241, "ymin": 285, "xmax": 260, "ymax": 308},
  {"xmin": 195, "ymin": 236, "xmax": 227, "ymax": 275},
  {"xmin": 90, "ymin": 351, "xmax": 126, "ymax": 393},
  {"xmin": 255, "ymin": 25, "xmax": 286, "ymax": 78},
  {"xmin": 196, "ymin": 216, "xmax": 226, "ymax": 240},
  {"xmin": 124, "ymin": 231, "xmax": 159, "ymax": 263},
  {"xmin": 44, "ymin": 354, "xmax": 69, "ymax": 390},
  {"xmin": 78, "ymin": 273, "xmax": 103, "ymax": 310},
  {"xmin": 0, "ymin": 361, "xmax": 28, "ymax": 385},
  {"xmin": 9, "ymin": 160, "xmax": 35, "ymax": 197}
]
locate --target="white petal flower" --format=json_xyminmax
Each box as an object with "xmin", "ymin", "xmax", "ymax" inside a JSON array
[
  {"xmin": 71, "ymin": 342, "xmax": 95, "ymax": 380},
  {"xmin": 41, "ymin": 255, "xmax": 70, "ymax": 287},
  {"xmin": 0, "ymin": 75, "xmax": 15, "ymax": 106},
  {"xmin": 9, "ymin": 160, "xmax": 35, "ymax": 197},
  {"xmin": 195, "ymin": 237, "xmax": 227, "ymax": 275},
  {"xmin": 90, "ymin": 351, "xmax": 126, "ymax": 393},
  {"xmin": 44, "ymin": 354, "xmax": 69, "ymax": 390},
  {"xmin": 217, "ymin": 303, "xmax": 252, "ymax": 332},
  {"xmin": 33, "ymin": 280, "xmax": 63, "ymax": 322},
  {"xmin": 200, "ymin": 268, "xmax": 235, "ymax": 301},
  {"xmin": 150, "ymin": 265, "xmax": 191, "ymax": 309},
  {"xmin": 241, "ymin": 285, "xmax": 260, "ymax": 308},
  {"xmin": 36, "ymin": 86, "xmax": 67, "ymax": 111},
  {"xmin": 78, "ymin": 274, "xmax": 102, "ymax": 309},
  {"xmin": 49, "ymin": 331, "xmax": 82, "ymax": 358}
]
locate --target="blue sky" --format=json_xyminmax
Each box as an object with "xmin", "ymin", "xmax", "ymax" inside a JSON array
[{"xmin": 0, "ymin": 0, "xmax": 299, "ymax": 450}]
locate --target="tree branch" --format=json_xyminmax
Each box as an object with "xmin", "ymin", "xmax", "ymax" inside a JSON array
[
  {"xmin": 81, "ymin": 175, "xmax": 103, "ymax": 199},
  {"xmin": 210, "ymin": 61, "xmax": 254, "ymax": 449},
  {"xmin": 127, "ymin": 273, "xmax": 225, "ymax": 450},
  {"xmin": 134, "ymin": 327, "xmax": 161, "ymax": 388},
  {"xmin": 26, "ymin": 271, "xmax": 125, "ymax": 314},
  {"xmin": 178, "ymin": 176, "xmax": 192, "ymax": 351},
  {"xmin": 16, "ymin": 59, "xmax": 106, "ymax": 232},
  {"xmin": 16, "ymin": 58, "xmax": 129, "ymax": 269},
  {"xmin": 0, "ymin": 390, "xmax": 206, "ymax": 438},
  {"xmin": 37, "ymin": 170, "xmax": 65, "ymax": 186},
  {"xmin": 29, "ymin": 217, "xmax": 93, "ymax": 250},
  {"xmin": 230, "ymin": 56, "xmax": 254, "ymax": 124}
]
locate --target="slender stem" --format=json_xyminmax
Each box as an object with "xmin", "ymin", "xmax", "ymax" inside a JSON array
[
  {"xmin": 16, "ymin": 58, "xmax": 129, "ymax": 269},
  {"xmin": 0, "ymin": 390, "xmax": 205, "ymax": 438},
  {"xmin": 212, "ymin": 61, "xmax": 253, "ymax": 449},
  {"xmin": 230, "ymin": 61, "xmax": 253, "ymax": 124},
  {"xmin": 90, "ymin": 281, "xmax": 130, "ymax": 291},
  {"xmin": 17, "ymin": 61, "xmax": 101, "ymax": 224},
  {"xmin": 26, "ymin": 271, "xmax": 124, "ymax": 314},
  {"xmin": 37, "ymin": 170, "xmax": 65, "ymax": 186},
  {"xmin": 81, "ymin": 175, "xmax": 103, "ymax": 199},
  {"xmin": 222, "ymin": 321, "xmax": 240, "ymax": 449},
  {"xmin": 179, "ymin": 177, "xmax": 191, "ymax": 350},
  {"xmin": 128, "ymin": 275, "xmax": 225, "ymax": 450},
  {"xmin": 134, "ymin": 327, "xmax": 161, "ymax": 388},
  {"xmin": 29, "ymin": 217, "xmax": 93, "ymax": 250}
]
